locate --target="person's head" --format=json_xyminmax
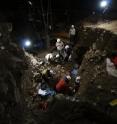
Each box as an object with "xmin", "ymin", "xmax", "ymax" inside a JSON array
[
  {"xmin": 65, "ymin": 75, "xmax": 71, "ymax": 83},
  {"xmin": 75, "ymin": 76, "xmax": 81, "ymax": 83},
  {"xmin": 65, "ymin": 45, "xmax": 70, "ymax": 50},
  {"xmin": 76, "ymin": 76, "xmax": 80, "ymax": 80},
  {"xmin": 71, "ymin": 25, "xmax": 74, "ymax": 28}
]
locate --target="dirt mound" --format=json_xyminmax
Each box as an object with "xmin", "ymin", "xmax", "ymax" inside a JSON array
[{"xmin": 78, "ymin": 28, "xmax": 117, "ymax": 122}]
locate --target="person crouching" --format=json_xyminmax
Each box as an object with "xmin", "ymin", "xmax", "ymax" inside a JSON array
[
  {"xmin": 45, "ymin": 53, "xmax": 53, "ymax": 64},
  {"xmin": 55, "ymin": 75, "xmax": 71, "ymax": 94},
  {"xmin": 64, "ymin": 44, "xmax": 72, "ymax": 62},
  {"xmin": 73, "ymin": 76, "xmax": 81, "ymax": 93}
]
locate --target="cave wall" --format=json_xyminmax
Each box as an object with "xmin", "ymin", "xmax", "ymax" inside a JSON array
[
  {"xmin": 0, "ymin": 23, "xmax": 27, "ymax": 124},
  {"xmin": 77, "ymin": 27, "xmax": 117, "ymax": 121}
]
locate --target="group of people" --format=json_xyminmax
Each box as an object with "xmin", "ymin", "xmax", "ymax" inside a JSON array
[
  {"xmin": 56, "ymin": 38, "xmax": 72, "ymax": 62},
  {"xmin": 33, "ymin": 67, "xmax": 80, "ymax": 110},
  {"xmin": 36, "ymin": 24, "xmax": 79, "ymax": 96},
  {"xmin": 45, "ymin": 38, "xmax": 73, "ymax": 64},
  {"xmin": 45, "ymin": 24, "xmax": 77, "ymax": 64},
  {"xmin": 33, "ymin": 25, "xmax": 79, "ymax": 110},
  {"xmin": 35, "ymin": 68, "xmax": 81, "ymax": 98}
]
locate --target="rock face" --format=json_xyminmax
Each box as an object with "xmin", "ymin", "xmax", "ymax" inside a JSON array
[
  {"xmin": 0, "ymin": 23, "xmax": 117, "ymax": 124},
  {"xmin": 22, "ymin": 27, "xmax": 117, "ymax": 124},
  {"xmin": 0, "ymin": 23, "xmax": 27, "ymax": 124},
  {"xmin": 78, "ymin": 28, "xmax": 117, "ymax": 121},
  {"xmin": 24, "ymin": 27, "xmax": 117, "ymax": 124}
]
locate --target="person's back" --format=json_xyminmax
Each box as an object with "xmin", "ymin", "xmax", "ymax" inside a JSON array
[
  {"xmin": 56, "ymin": 76, "xmax": 71, "ymax": 93},
  {"xmin": 56, "ymin": 79, "xmax": 66, "ymax": 92}
]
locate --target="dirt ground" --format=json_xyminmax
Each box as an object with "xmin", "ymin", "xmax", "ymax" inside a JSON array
[
  {"xmin": 84, "ymin": 20, "xmax": 117, "ymax": 34},
  {"xmin": 13, "ymin": 19, "xmax": 117, "ymax": 124}
]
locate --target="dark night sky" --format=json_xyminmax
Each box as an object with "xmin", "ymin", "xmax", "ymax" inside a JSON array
[
  {"xmin": 0, "ymin": 0, "xmax": 116, "ymax": 30},
  {"xmin": 0, "ymin": 0, "xmax": 117, "ymax": 11}
]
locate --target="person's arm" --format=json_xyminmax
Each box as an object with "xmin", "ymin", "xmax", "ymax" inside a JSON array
[{"xmin": 106, "ymin": 58, "xmax": 114, "ymax": 67}]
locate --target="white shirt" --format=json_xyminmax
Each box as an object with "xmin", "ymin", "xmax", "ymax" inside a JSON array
[
  {"xmin": 69, "ymin": 28, "xmax": 76, "ymax": 36},
  {"xmin": 38, "ymin": 89, "xmax": 47, "ymax": 96},
  {"xmin": 56, "ymin": 41, "xmax": 64, "ymax": 51},
  {"xmin": 106, "ymin": 58, "xmax": 117, "ymax": 77}
]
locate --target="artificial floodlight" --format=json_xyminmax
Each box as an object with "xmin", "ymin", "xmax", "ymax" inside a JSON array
[
  {"xmin": 100, "ymin": 0, "xmax": 108, "ymax": 8},
  {"xmin": 24, "ymin": 40, "xmax": 32, "ymax": 47}
]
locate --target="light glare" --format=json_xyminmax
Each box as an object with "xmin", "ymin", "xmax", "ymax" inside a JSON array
[
  {"xmin": 24, "ymin": 40, "xmax": 31, "ymax": 47},
  {"xmin": 28, "ymin": 1, "xmax": 32, "ymax": 6},
  {"xmin": 100, "ymin": 1, "xmax": 108, "ymax": 8}
]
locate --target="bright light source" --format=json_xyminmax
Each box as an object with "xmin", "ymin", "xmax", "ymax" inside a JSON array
[
  {"xmin": 100, "ymin": 0, "xmax": 108, "ymax": 8},
  {"xmin": 28, "ymin": 1, "xmax": 32, "ymax": 6},
  {"xmin": 24, "ymin": 40, "xmax": 32, "ymax": 47}
]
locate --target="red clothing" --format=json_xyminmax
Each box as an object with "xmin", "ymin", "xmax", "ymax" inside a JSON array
[
  {"xmin": 56, "ymin": 79, "xmax": 68, "ymax": 92},
  {"xmin": 111, "ymin": 56, "xmax": 117, "ymax": 66}
]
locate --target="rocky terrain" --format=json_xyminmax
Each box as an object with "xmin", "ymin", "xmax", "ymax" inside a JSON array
[{"xmin": 0, "ymin": 23, "xmax": 117, "ymax": 124}]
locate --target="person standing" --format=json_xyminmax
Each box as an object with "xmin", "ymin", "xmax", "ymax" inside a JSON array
[
  {"xmin": 69, "ymin": 25, "xmax": 76, "ymax": 46},
  {"xmin": 56, "ymin": 38, "xmax": 64, "ymax": 61}
]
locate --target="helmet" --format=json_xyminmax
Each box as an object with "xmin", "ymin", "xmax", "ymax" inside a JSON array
[
  {"xmin": 65, "ymin": 45, "xmax": 69, "ymax": 49},
  {"xmin": 71, "ymin": 25, "xmax": 74, "ymax": 28},
  {"xmin": 66, "ymin": 75, "xmax": 71, "ymax": 80},
  {"xmin": 57, "ymin": 38, "xmax": 61, "ymax": 42}
]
